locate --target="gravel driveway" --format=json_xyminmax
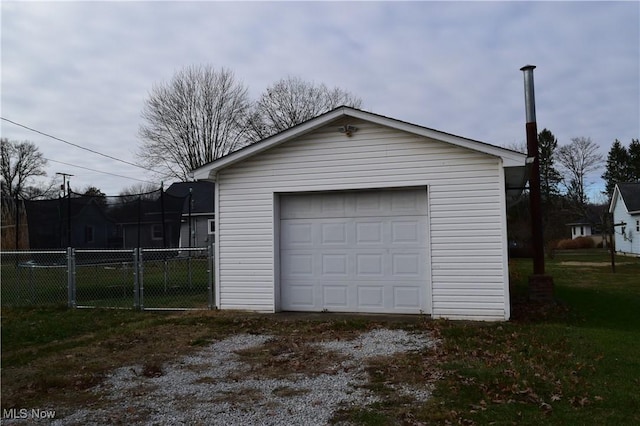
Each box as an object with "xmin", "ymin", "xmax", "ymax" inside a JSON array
[{"xmin": 46, "ymin": 328, "xmax": 437, "ymax": 425}]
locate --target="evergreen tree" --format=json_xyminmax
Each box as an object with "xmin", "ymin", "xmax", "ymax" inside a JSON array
[
  {"xmin": 601, "ymin": 139, "xmax": 632, "ymax": 197},
  {"xmin": 537, "ymin": 129, "xmax": 562, "ymax": 201},
  {"xmin": 628, "ymin": 138, "xmax": 640, "ymax": 180}
]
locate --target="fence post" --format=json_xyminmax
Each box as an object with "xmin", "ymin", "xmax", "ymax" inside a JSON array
[
  {"xmin": 133, "ymin": 248, "xmax": 140, "ymax": 310},
  {"xmin": 29, "ymin": 263, "xmax": 35, "ymax": 304},
  {"xmin": 67, "ymin": 247, "xmax": 76, "ymax": 308},
  {"xmin": 139, "ymin": 248, "xmax": 145, "ymax": 310},
  {"xmin": 207, "ymin": 243, "xmax": 214, "ymax": 309}
]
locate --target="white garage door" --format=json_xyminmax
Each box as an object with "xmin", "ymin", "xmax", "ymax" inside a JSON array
[{"xmin": 280, "ymin": 188, "xmax": 429, "ymax": 314}]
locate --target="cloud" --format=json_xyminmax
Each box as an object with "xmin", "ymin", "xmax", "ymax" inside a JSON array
[{"xmin": 1, "ymin": 1, "xmax": 637, "ymax": 197}]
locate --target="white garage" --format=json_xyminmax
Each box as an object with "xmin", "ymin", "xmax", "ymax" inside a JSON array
[
  {"xmin": 280, "ymin": 188, "xmax": 429, "ymax": 314},
  {"xmin": 192, "ymin": 107, "xmax": 527, "ymax": 321}
]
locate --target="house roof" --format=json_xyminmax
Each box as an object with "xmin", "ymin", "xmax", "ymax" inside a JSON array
[
  {"xmin": 165, "ymin": 181, "xmax": 215, "ymax": 214},
  {"xmin": 610, "ymin": 182, "xmax": 640, "ymax": 215},
  {"xmin": 191, "ymin": 107, "xmax": 528, "ymax": 188},
  {"xmin": 566, "ymin": 207, "xmax": 605, "ymax": 226}
]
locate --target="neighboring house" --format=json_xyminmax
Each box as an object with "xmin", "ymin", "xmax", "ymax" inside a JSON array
[
  {"xmin": 609, "ymin": 183, "xmax": 640, "ymax": 255},
  {"xmin": 24, "ymin": 196, "xmax": 118, "ymax": 249},
  {"xmin": 165, "ymin": 181, "xmax": 215, "ymax": 248},
  {"xmin": 109, "ymin": 193, "xmax": 184, "ymax": 249},
  {"xmin": 192, "ymin": 107, "xmax": 527, "ymax": 321},
  {"xmin": 567, "ymin": 220, "xmax": 594, "ymax": 239},
  {"xmin": 24, "ymin": 191, "xmax": 187, "ymax": 250},
  {"xmin": 566, "ymin": 207, "xmax": 604, "ymax": 244}
]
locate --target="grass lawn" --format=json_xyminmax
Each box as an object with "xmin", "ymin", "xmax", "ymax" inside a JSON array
[
  {"xmin": 416, "ymin": 249, "xmax": 640, "ymax": 425},
  {"xmin": 1, "ymin": 248, "xmax": 638, "ymax": 424}
]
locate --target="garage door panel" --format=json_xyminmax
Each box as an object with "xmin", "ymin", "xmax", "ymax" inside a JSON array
[
  {"xmin": 284, "ymin": 283, "xmax": 316, "ymax": 308},
  {"xmin": 394, "ymin": 286, "xmax": 421, "ymax": 309},
  {"xmin": 391, "ymin": 190, "xmax": 422, "ymax": 212},
  {"xmin": 357, "ymin": 285, "xmax": 384, "ymax": 308},
  {"xmin": 356, "ymin": 253, "xmax": 384, "ymax": 276},
  {"xmin": 321, "ymin": 222, "xmax": 348, "ymax": 245},
  {"xmin": 281, "ymin": 188, "xmax": 429, "ymax": 314},
  {"xmin": 323, "ymin": 285, "xmax": 349, "ymax": 308},
  {"xmin": 321, "ymin": 254, "xmax": 349, "ymax": 275},
  {"xmin": 282, "ymin": 253, "xmax": 314, "ymax": 276},
  {"xmin": 392, "ymin": 253, "xmax": 422, "ymax": 276},
  {"xmin": 355, "ymin": 192, "xmax": 382, "ymax": 212},
  {"xmin": 321, "ymin": 193, "xmax": 346, "ymax": 215},
  {"xmin": 281, "ymin": 222, "xmax": 313, "ymax": 246},
  {"xmin": 355, "ymin": 222, "xmax": 383, "ymax": 244},
  {"xmin": 391, "ymin": 220, "xmax": 423, "ymax": 243}
]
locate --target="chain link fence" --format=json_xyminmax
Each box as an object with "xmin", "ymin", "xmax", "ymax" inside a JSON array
[{"xmin": 1, "ymin": 246, "xmax": 214, "ymax": 310}]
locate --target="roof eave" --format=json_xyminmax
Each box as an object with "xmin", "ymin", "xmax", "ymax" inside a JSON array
[{"xmin": 191, "ymin": 106, "xmax": 528, "ymax": 179}]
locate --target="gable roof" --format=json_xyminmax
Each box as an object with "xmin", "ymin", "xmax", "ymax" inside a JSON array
[
  {"xmin": 191, "ymin": 106, "xmax": 528, "ymax": 181},
  {"xmin": 566, "ymin": 204, "xmax": 606, "ymax": 226},
  {"xmin": 165, "ymin": 181, "xmax": 215, "ymax": 214},
  {"xmin": 610, "ymin": 182, "xmax": 640, "ymax": 215}
]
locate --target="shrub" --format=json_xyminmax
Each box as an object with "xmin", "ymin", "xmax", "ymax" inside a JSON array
[{"xmin": 556, "ymin": 236, "xmax": 596, "ymax": 250}]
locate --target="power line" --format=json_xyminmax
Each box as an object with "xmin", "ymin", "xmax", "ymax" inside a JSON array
[
  {"xmin": 1, "ymin": 116, "xmax": 160, "ymax": 174},
  {"xmin": 45, "ymin": 157, "xmax": 158, "ymax": 184}
]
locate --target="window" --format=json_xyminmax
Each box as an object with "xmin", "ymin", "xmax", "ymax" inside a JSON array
[
  {"xmin": 151, "ymin": 224, "xmax": 163, "ymax": 240},
  {"xmin": 580, "ymin": 226, "xmax": 584, "ymax": 236},
  {"xmin": 84, "ymin": 225, "xmax": 94, "ymax": 243},
  {"xmin": 207, "ymin": 218, "xmax": 215, "ymax": 235},
  {"xmin": 637, "ymin": 220, "xmax": 639, "ymax": 232}
]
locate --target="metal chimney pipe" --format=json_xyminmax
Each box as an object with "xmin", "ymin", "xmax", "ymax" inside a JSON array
[
  {"xmin": 520, "ymin": 65, "xmax": 537, "ymax": 123},
  {"xmin": 520, "ymin": 65, "xmax": 553, "ymax": 301},
  {"xmin": 520, "ymin": 64, "xmax": 544, "ymax": 275}
]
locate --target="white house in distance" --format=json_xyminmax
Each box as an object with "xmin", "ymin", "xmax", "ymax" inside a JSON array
[
  {"xmin": 609, "ymin": 182, "xmax": 640, "ymax": 256},
  {"xmin": 565, "ymin": 207, "xmax": 605, "ymax": 245},
  {"xmin": 567, "ymin": 220, "xmax": 594, "ymax": 240},
  {"xmin": 165, "ymin": 181, "xmax": 215, "ymax": 248},
  {"xmin": 192, "ymin": 107, "xmax": 528, "ymax": 321}
]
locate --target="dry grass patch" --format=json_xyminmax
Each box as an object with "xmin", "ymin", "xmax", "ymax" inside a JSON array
[
  {"xmin": 2, "ymin": 315, "xmax": 228, "ymax": 411},
  {"xmin": 272, "ymin": 386, "xmax": 311, "ymax": 398},
  {"xmin": 211, "ymin": 387, "xmax": 265, "ymax": 405},
  {"xmin": 193, "ymin": 376, "xmax": 217, "ymax": 385},
  {"xmin": 233, "ymin": 336, "xmax": 349, "ymax": 379}
]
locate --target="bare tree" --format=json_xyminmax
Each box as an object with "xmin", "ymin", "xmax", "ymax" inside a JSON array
[
  {"xmin": 138, "ymin": 65, "xmax": 251, "ymax": 181},
  {"xmin": 556, "ymin": 137, "xmax": 604, "ymax": 206},
  {"xmin": 247, "ymin": 76, "xmax": 362, "ymax": 141},
  {"xmin": 119, "ymin": 183, "xmax": 160, "ymax": 197},
  {"xmin": 1, "ymin": 138, "xmax": 55, "ymax": 199},
  {"xmin": 117, "ymin": 183, "xmax": 161, "ymax": 204}
]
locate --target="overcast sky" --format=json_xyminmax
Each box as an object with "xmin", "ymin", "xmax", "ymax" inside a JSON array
[{"xmin": 2, "ymin": 1, "xmax": 638, "ymax": 200}]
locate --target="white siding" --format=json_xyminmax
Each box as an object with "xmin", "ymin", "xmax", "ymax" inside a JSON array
[
  {"xmin": 613, "ymin": 197, "xmax": 640, "ymax": 255},
  {"xmin": 215, "ymin": 119, "xmax": 510, "ymax": 320}
]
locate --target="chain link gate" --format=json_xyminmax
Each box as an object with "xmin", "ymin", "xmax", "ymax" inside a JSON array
[
  {"xmin": 138, "ymin": 247, "xmax": 213, "ymax": 310},
  {"xmin": 1, "ymin": 245, "xmax": 214, "ymax": 310}
]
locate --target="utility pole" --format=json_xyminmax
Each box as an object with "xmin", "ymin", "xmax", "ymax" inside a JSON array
[
  {"xmin": 56, "ymin": 172, "xmax": 73, "ymax": 197},
  {"xmin": 56, "ymin": 172, "xmax": 73, "ymax": 247}
]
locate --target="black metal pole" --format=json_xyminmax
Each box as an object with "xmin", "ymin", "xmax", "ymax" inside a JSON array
[
  {"xmin": 160, "ymin": 183, "xmax": 166, "ymax": 248},
  {"xmin": 15, "ymin": 194, "xmax": 19, "ymax": 250},
  {"xmin": 67, "ymin": 183, "xmax": 71, "ymax": 247},
  {"xmin": 609, "ymin": 213, "xmax": 616, "ymax": 273},
  {"xmin": 137, "ymin": 195, "xmax": 142, "ymax": 248},
  {"xmin": 188, "ymin": 187, "xmax": 193, "ymax": 248}
]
